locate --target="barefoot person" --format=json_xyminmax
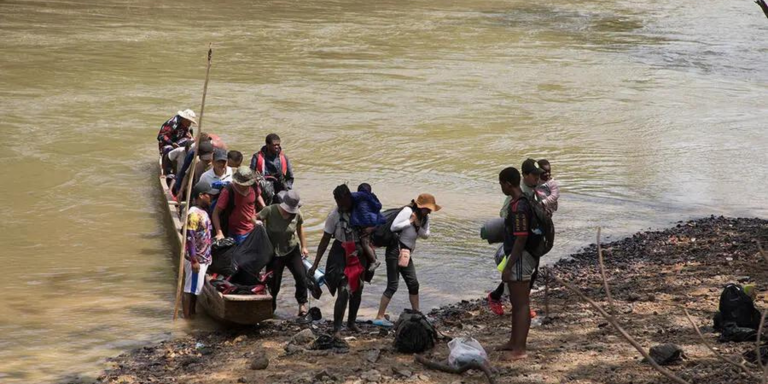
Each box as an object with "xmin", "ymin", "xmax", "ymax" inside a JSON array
[
  {"xmin": 374, "ymin": 194, "xmax": 440, "ymax": 322},
  {"xmin": 182, "ymin": 180, "xmax": 214, "ymax": 319},
  {"xmin": 310, "ymin": 184, "xmax": 369, "ymax": 337},
  {"xmin": 496, "ymin": 167, "xmax": 535, "ymax": 359},
  {"xmin": 255, "ymin": 190, "xmax": 310, "ymax": 317}
]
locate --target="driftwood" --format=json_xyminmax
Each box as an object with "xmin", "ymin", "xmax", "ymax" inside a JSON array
[
  {"xmin": 414, "ymin": 354, "xmax": 496, "ymax": 384},
  {"xmin": 682, "ymin": 308, "xmax": 758, "ymax": 379},
  {"xmin": 552, "ymin": 272, "xmax": 691, "ymax": 384},
  {"xmin": 757, "ymin": 0, "xmax": 768, "ymax": 19},
  {"xmin": 596, "ymin": 227, "xmax": 615, "ymax": 314}
]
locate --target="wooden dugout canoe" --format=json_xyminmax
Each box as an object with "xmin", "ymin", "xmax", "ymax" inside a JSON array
[{"xmin": 156, "ymin": 158, "xmax": 273, "ymax": 325}]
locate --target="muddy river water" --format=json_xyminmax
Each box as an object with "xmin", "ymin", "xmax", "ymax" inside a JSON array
[{"xmin": 1, "ymin": 0, "xmax": 766, "ymax": 381}]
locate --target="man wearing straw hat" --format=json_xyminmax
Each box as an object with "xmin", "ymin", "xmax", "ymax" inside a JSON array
[
  {"xmin": 157, "ymin": 109, "xmax": 197, "ymax": 155},
  {"xmin": 158, "ymin": 109, "xmax": 197, "ymax": 176}
]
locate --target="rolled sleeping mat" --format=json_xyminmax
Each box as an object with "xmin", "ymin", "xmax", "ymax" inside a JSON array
[{"xmin": 480, "ymin": 218, "xmax": 505, "ymax": 244}]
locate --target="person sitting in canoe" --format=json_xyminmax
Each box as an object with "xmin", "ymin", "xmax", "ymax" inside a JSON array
[
  {"xmin": 254, "ymin": 190, "xmax": 310, "ymax": 317},
  {"xmin": 182, "ymin": 180, "xmax": 215, "ymax": 319},
  {"xmin": 227, "ymin": 150, "xmax": 243, "ymax": 168},
  {"xmin": 158, "ymin": 109, "xmax": 196, "ymax": 175},
  {"xmin": 249, "ymin": 133, "xmax": 295, "ymax": 200},
  {"xmin": 212, "ymin": 166, "xmax": 266, "ymax": 245}
]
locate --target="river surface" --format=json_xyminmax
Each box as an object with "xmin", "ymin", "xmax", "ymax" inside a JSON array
[{"xmin": 1, "ymin": 0, "xmax": 767, "ymax": 382}]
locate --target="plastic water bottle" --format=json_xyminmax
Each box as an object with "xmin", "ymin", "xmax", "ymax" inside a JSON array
[{"xmin": 302, "ymin": 258, "xmax": 326, "ymax": 287}]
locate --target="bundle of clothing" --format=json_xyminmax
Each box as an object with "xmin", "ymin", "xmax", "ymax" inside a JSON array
[{"xmin": 208, "ymin": 226, "xmax": 274, "ymax": 295}]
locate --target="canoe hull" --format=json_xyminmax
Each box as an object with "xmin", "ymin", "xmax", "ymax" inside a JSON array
[{"xmin": 156, "ymin": 159, "xmax": 273, "ymax": 325}]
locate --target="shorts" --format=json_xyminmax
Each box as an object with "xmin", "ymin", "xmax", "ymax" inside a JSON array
[
  {"xmin": 499, "ymin": 250, "xmax": 537, "ymax": 282},
  {"xmin": 184, "ymin": 259, "xmax": 209, "ymax": 295}
]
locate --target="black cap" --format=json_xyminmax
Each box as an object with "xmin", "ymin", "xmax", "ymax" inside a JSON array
[
  {"xmin": 192, "ymin": 180, "xmax": 215, "ymax": 199},
  {"xmin": 521, "ymin": 158, "xmax": 545, "ymax": 175}
]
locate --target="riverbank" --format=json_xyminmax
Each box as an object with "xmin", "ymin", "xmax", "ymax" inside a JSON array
[{"xmin": 92, "ymin": 216, "xmax": 768, "ymax": 384}]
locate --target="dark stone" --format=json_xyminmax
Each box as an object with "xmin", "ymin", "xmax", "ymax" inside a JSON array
[
  {"xmin": 250, "ymin": 351, "xmax": 269, "ymax": 370},
  {"xmin": 649, "ymin": 344, "xmax": 685, "ymax": 365}
]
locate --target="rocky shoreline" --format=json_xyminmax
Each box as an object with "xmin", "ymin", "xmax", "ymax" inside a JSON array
[{"xmin": 90, "ymin": 216, "xmax": 768, "ymax": 384}]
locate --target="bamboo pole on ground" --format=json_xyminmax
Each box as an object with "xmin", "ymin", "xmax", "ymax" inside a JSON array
[{"xmin": 172, "ymin": 45, "xmax": 213, "ymax": 320}]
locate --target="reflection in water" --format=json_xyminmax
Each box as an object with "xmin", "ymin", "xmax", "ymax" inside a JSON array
[{"xmin": 0, "ymin": 0, "xmax": 767, "ymax": 382}]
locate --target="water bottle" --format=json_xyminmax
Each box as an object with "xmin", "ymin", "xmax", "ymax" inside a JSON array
[{"xmin": 303, "ymin": 258, "xmax": 326, "ymax": 287}]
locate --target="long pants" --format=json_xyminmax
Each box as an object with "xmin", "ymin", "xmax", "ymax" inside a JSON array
[
  {"xmin": 382, "ymin": 242, "xmax": 419, "ymax": 299},
  {"xmin": 267, "ymin": 247, "xmax": 308, "ymax": 311},
  {"xmin": 334, "ymin": 285, "xmax": 363, "ymax": 331}
]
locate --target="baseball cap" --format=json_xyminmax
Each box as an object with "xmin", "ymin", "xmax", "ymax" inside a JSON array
[
  {"xmin": 521, "ymin": 158, "xmax": 545, "ymax": 175},
  {"xmin": 213, "ymin": 148, "xmax": 228, "ymax": 162},
  {"xmin": 192, "ymin": 180, "xmax": 215, "ymax": 199}
]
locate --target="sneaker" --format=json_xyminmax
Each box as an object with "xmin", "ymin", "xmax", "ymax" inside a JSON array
[
  {"xmin": 487, "ymin": 292, "xmax": 504, "ymax": 316},
  {"xmin": 368, "ymin": 260, "xmax": 381, "ymax": 273}
]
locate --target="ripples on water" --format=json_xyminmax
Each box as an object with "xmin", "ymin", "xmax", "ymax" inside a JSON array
[{"xmin": 0, "ymin": 0, "xmax": 767, "ymax": 382}]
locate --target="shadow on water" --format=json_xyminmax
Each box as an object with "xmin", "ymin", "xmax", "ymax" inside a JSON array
[{"xmin": 479, "ymin": 3, "xmax": 667, "ymax": 50}]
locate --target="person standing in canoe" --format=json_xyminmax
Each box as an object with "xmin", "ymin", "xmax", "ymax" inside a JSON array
[
  {"xmin": 254, "ymin": 190, "xmax": 310, "ymax": 316},
  {"xmin": 212, "ymin": 166, "xmax": 266, "ymax": 245},
  {"xmin": 199, "ymin": 148, "xmax": 233, "ymax": 195},
  {"xmin": 250, "ymin": 133, "xmax": 295, "ymax": 199},
  {"xmin": 374, "ymin": 193, "xmax": 440, "ymax": 324},
  {"xmin": 310, "ymin": 184, "xmax": 370, "ymax": 337},
  {"xmin": 182, "ymin": 180, "xmax": 214, "ymax": 319}
]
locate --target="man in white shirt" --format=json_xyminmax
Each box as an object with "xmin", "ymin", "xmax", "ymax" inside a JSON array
[{"xmin": 199, "ymin": 148, "xmax": 233, "ymax": 195}]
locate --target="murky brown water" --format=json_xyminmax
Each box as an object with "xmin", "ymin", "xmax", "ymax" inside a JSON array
[{"xmin": 1, "ymin": 0, "xmax": 767, "ymax": 381}]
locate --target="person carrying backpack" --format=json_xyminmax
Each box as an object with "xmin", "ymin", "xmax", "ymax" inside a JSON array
[
  {"xmin": 495, "ymin": 167, "xmax": 537, "ymax": 360},
  {"xmin": 212, "ymin": 166, "xmax": 266, "ymax": 244},
  {"xmin": 374, "ymin": 194, "xmax": 441, "ymax": 324},
  {"xmin": 488, "ymin": 159, "xmax": 554, "ymax": 316},
  {"xmin": 309, "ymin": 184, "xmax": 370, "ymax": 337}
]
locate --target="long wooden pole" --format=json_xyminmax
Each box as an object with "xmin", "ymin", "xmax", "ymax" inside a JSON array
[{"xmin": 173, "ymin": 45, "xmax": 213, "ymax": 320}]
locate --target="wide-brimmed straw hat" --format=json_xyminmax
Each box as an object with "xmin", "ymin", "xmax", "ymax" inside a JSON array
[
  {"xmin": 232, "ymin": 166, "xmax": 255, "ymax": 186},
  {"xmin": 279, "ymin": 190, "xmax": 303, "ymax": 214},
  {"xmin": 177, "ymin": 109, "xmax": 198, "ymax": 125},
  {"xmin": 413, "ymin": 193, "xmax": 441, "ymax": 212}
]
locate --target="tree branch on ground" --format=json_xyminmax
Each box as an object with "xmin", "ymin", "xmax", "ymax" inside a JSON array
[
  {"xmin": 414, "ymin": 354, "xmax": 497, "ymax": 384},
  {"xmin": 552, "ymin": 272, "xmax": 691, "ymax": 384},
  {"xmin": 596, "ymin": 227, "xmax": 615, "ymax": 314},
  {"xmin": 682, "ymin": 308, "xmax": 758, "ymax": 379}
]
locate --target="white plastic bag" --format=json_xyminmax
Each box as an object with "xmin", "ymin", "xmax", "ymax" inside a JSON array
[{"xmin": 448, "ymin": 337, "xmax": 489, "ymax": 368}]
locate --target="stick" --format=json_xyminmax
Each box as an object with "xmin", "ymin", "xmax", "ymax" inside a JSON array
[
  {"xmin": 758, "ymin": 242, "xmax": 768, "ymax": 264},
  {"xmin": 173, "ymin": 45, "xmax": 213, "ymax": 320},
  {"xmin": 544, "ymin": 267, "xmax": 550, "ymax": 318},
  {"xmin": 682, "ymin": 308, "xmax": 758, "ymax": 379},
  {"xmin": 596, "ymin": 227, "xmax": 614, "ymax": 314},
  {"xmin": 552, "ymin": 274, "xmax": 690, "ymax": 384},
  {"xmin": 757, "ymin": 310, "xmax": 767, "ymax": 384},
  {"xmin": 414, "ymin": 355, "xmax": 496, "ymax": 384}
]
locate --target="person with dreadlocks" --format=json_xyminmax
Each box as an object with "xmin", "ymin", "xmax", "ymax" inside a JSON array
[{"xmin": 309, "ymin": 184, "xmax": 369, "ymax": 338}]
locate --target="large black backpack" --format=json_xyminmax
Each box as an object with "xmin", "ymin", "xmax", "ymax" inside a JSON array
[
  {"xmin": 714, "ymin": 284, "xmax": 762, "ymax": 331},
  {"xmin": 519, "ymin": 194, "xmax": 555, "ymax": 258},
  {"xmin": 370, "ymin": 208, "xmax": 403, "ymax": 247},
  {"xmin": 393, "ymin": 309, "xmax": 438, "ymax": 353}
]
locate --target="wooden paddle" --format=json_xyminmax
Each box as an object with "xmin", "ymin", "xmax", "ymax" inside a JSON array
[{"xmin": 173, "ymin": 44, "xmax": 213, "ymax": 320}]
